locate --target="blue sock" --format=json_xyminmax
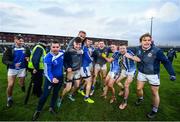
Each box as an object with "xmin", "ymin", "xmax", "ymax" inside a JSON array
[
  {"xmin": 84, "ymin": 96, "xmax": 89, "ymax": 99},
  {"xmin": 91, "ymin": 85, "xmax": 95, "ymax": 90}
]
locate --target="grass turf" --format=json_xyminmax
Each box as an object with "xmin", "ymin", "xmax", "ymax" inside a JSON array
[{"xmin": 0, "ymin": 53, "xmax": 180, "ymax": 121}]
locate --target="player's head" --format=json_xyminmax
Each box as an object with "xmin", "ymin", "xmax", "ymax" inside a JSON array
[
  {"xmin": 50, "ymin": 40, "xmax": 60, "ymax": 55},
  {"xmin": 14, "ymin": 34, "xmax": 24, "ymax": 46},
  {"xmin": 139, "ymin": 33, "xmax": 152, "ymax": 50},
  {"xmin": 89, "ymin": 39, "xmax": 93, "ymax": 45},
  {"xmin": 78, "ymin": 30, "xmax": 86, "ymax": 40},
  {"xmin": 73, "ymin": 37, "xmax": 82, "ymax": 50},
  {"xmin": 84, "ymin": 38, "xmax": 92, "ymax": 47},
  {"xmin": 110, "ymin": 43, "xmax": 117, "ymax": 52},
  {"xmin": 99, "ymin": 40, "xmax": 105, "ymax": 49},
  {"xmin": 94, "ymin": 42, "xmax": 99, "ymax": 49},
  {"xmin": 119, "ymin": 43, "xmax": 127, "ymax": 55}
]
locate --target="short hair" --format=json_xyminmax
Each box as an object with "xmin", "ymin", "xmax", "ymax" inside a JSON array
[
  {"xmin": 50, "ymin": 39, "xmax": 60, "ymax": 46},
  {"xmin": 74, "ymin": 37, "xmax": 82, "ymax": 44},
  {"xmin": 14, "ymin": 34, "xmax": 23, "ymax": 40},
  {"xmin": 110, "ymin": 42, "xmax": 116, "ymax": 46},
  {"xmin": 79, "ymin": 30, "xmax": 86, "ymax": 35},
  {"xmin": 99, "ymin": 40, "xmax": 105, "ymax": 43},
  {"xmin": 139, "ymin": 33, "xmax": 152, "ymax": 42},
  {"xmin": 119, "ymin": 43, "xmax": 128, "ymax": 46}
]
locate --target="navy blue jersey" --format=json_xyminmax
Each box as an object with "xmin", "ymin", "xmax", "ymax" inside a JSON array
[
  {"xmin": 167, "ymin": 49, "xmax": 177, "ymax": 62},
  {"xmin": 131, "ymin": 46, "xmax": 175, "ymax": 75},
  {"xmin": 44, "ymin": 51, "xmax": 64, "ymax": 83},
  {"xmin": 96, "ymin": 47, "xmax": 109, "ymax": 66}
]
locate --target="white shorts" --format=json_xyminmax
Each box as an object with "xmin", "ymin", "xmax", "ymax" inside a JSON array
[
  {"xmin": 66, "ymin": 69, "xmax": 81, "ymax": 81},
  {"xmin": 8, "ymin": 68, "xmax": 26, "ymax": 77},
  {"xmin": 137, "ymin": 72, "xmax": 160, "ymax": 86},
  {"xmin": 94, "ymin": 64, "xmax": 107, "ymax": 71},
  {"xmin": 107, "ymin": 71, "xmax": 120, "ymax": 80},
  {"xmin": 89, "ymin": 63, "xmax": 93, "ymax": 72},
  {"xmin": 80, "ymin": 66, "xmax": 91, "ymax": 78},
  {"xmin": 73, "ymin": 70, "xmax": 81, "ymax": 80},
  {"xmin": 120, "ymin": 69, "xmax": 136, "ymax": 78}
]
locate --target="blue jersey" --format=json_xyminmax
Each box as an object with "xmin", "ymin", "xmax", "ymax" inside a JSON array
[
  {"xmin": 82, "ymin": 45, "xmax": 93, "ymax": 67},
  {"xmin": 131, "ymin": 46, "xmax": 175, "ymax": 75},
  {"xmin": 9, "ymin": 45, "xmax": 26, "ymax": 69},
  {"xmin": 110, "ymin": 51, "xmax": 121, "ymax": 73},
  {"xmin": 122, "ymin": 50, "xmax": 136, "ymax": 72},
  {"xmin": 44, "ymin": 51, "xmax": 64, "ymax": 83}
]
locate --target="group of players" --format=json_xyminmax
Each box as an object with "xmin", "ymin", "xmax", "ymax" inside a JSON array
[{"xmin": 2, "ymin": 31, "xmax": 176, "ymax": 120}]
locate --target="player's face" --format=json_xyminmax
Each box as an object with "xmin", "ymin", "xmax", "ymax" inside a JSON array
[
  {"xmin": 94, "ymin": 42, "xmax": 99, "ymax": 48},
  {"xmin": 15, "ymin": 38, "xmax": 24, "ymax": 47},
  {"xmin": 51, "ymin": 43, "xmax": 60, "ymax": 55},
  {"xmin": 74, "ymin": 42, "xmax": 81, "ymax": 50},
  {"xmin": 86, "ymin": 39, "xmax": 91, "ymax": 47},
  {"xmin": 141, "ymin": 36, "xmax": 152, "ymax": 50},
  {"xmin": 119, "ymin": 45, "xmax": 127, "ymax": 55},
  {"xmin": 99, "ymin": 42, "xmax": 105, "ymax": 49},
  {"xmin": 110, "ymin": 45, "xmax": 117, "ymax": 52},
  {"xmin": 78, "ymin": 32, "xmax": 86, "ymax": 40},
  {"xmin": 89, "ymin": 40, "xmax": 93, "ymax": 45}
]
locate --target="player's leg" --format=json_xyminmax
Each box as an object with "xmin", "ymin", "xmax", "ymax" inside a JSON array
[
  {"xmin": 78, "ymin": 79, "xmax": 86, "ymax": 96},
  {"xmin": 50, "ymin": 80, "xmax": 62, "ymax": 113},
  {"xmin": 7, "ymin": 75, "xmax": 16, "ymax": 107},
  {"xmin": 68, "ymin": 70, "xmax": 81, "ymax": 101},
  {"xmin": 57, "ymin": 82, "xmax": 72, "ymax": 108},
  {"xmin": 17, "ymin": 68, "xmax": 26, "ymax": 92},
  {"xmin": 84, "ymin": 77, "xmax": 94, "ymax": 103},
  {"xmin": 116, "ymin": 73, "xmax": 126, "ymax": 96},
  {"xmin": 119, "ymin": 75, "xmax": 133, "ymax": 109},
  {"xmin": 6, "ymin": 69, "xmax": 17, "ymax": 107},
  {"xmin": 101, "ymin": 64, "xmax": 107, "ymax": 86},
  {"xmin": 147, "ymin": 74, "xmax": 160, "ymax": 119},
  {"xmin": 108, "ymin": 78, "xmax": 116, "ymax": 103},
  {"xmin": 135, "ymin": 72, "xmax": 146, "ymax": 105},
  {"xmin": 60, "ymin": 71, "xmax": 74, "ymax": 99},
  {"xmin": 101, "ymin": 74, "xmax": 110, "ymax": 98},
  {"xmin": 32, "ymin": 78, "xmax": 52, "ymax": 120},
  {"xmin": 61, "ymin": 82, "xmax": 72, "ymax": 99},
  {"xmin": 91, "ymin": 64, "xmax": 100, "ymax": 95},
  {"xmin": 146, "ymin": 85, "xmax": 160, "ymax": 119}
]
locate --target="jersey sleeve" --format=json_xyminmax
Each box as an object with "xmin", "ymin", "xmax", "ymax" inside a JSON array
[
  {"xmin": 112, "ymin": 52, "xmax": 120, "ymax": 59},
  {"xmin": 44, "ymin": 55, "xmax": 54, "ymax": 83},
  {"xmin": 157, "ymin": 50, "xmax": 176, "ymax": 76}
]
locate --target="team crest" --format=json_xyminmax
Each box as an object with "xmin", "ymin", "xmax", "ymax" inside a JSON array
[{"xmin": 148, "ymin": 53, "xmax": 152, "ymax": 57}]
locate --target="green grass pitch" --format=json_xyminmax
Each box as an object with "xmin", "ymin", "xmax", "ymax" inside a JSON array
[{"xmin": 0, "ymin": 53, "xmax": 180, "ymax": 121}]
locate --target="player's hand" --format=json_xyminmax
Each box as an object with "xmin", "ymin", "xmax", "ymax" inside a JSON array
[
  {"xmin": 67, "ymin": 68, "xmax": 72, "ymax": 72},
  {"xmin": 170, "ymin": 75, "xmax": 176, "ymax": 81},
  {"xmin": 33, "ymin": 69, "xmax": 37, "ymax": 74},
  {"xmin": 15, "ymin": 62, "xmax": 21, "ymax": 67},
  {"xmin": 77, "ymin": 50, "xmax": 83, "ymax": 54},
  {"xmin": 101, "ymin": 53, "xmax": 106, "ymax": 58},
  {"xmin": 53, "ymin": 78, "xmax": 59, "ymax": 84},
  {"xmin": 124, "ymin": 53, "xmax": 132, "ymax": 59}
]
